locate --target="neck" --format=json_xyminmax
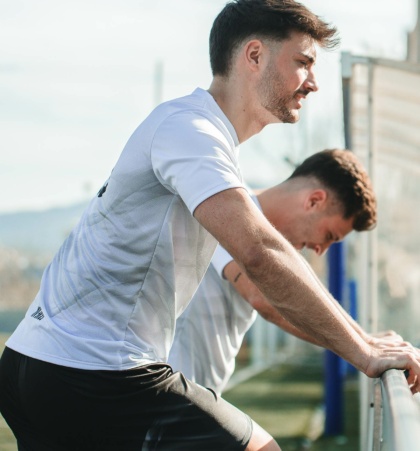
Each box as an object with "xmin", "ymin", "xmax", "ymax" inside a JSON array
[
  {"xmin": 256, "ymin": 183, "xmax": 291, "ymax": 227},
  {"xmin": 208, "ymin": 77, "xmax": 274, "ymax": 143}
]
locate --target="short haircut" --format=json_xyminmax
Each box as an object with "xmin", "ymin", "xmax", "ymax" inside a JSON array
[
  {"xmin": 210, "ymin": 0, "xmax": 339, "ymax": 77},
  {"xmin": 288, "ymin": 149, "xmax": 377, "ymax": 232}
]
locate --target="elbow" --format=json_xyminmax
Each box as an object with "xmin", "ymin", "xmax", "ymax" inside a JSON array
[
  {"xmin": 246, "ymin": 291, "xmax": 266, "ymax": 313},
  {"xmin": 241, "ymin": 241, "xmax": 286, "ymax": 283},
  {"xmin": 240, "ymin": 244, "xmax": 270, "ymax": 279},
  {"xmin": 249, "ymin": 292, "xmax": 287, "ymax": 325},
  {"xmin": 251, "ymin": 298, "xmax": 273, "ymax": 322}
]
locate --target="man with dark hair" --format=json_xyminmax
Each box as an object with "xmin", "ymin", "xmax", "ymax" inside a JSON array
[
  {"xmin": 209, "ymin": 0, "xmax": 339, "ymax": 78},
  {"xmin": 169, "ymin": 148, "xmax": 380, "ymax": 395},
  {"xmin": 1, "ymin": 2, "xmax": 419, "ymax": 451}
]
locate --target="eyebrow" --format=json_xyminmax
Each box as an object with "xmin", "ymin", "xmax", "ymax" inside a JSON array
[{"xmin": 297, "ymin": 52, "xmax": 316, "ymax": 64}]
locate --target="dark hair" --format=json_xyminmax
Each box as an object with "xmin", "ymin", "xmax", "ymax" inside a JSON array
[
  {"xmin": 210, "ymin": 0, "xmax": 339, "ymax": 76},
  {"xmin": 289, "ymin": 149, "xmax": 377, "ymax": 231}
]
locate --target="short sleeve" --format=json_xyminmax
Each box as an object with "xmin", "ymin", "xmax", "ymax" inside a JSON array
[
  {"xmin": 151, "ymin": 111, "xmax": 243, "ymax": 214},
  {"xmin": 211, "ymin": 245, "xmax": 235, "ymax": 279}
]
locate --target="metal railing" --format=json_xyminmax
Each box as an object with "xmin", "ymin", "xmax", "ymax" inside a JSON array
[{"xmin": 371, "ymin": 369, "xmax": 420, "ymax": 450}]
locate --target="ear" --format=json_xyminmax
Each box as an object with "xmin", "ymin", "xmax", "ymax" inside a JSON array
[
  {"xmin": 243, "ymin": 39, "xmax": 264, "ymax": 72},
  {"xmin": 304, "ymin": 189, "xmax": 328, "ymax": 211}
]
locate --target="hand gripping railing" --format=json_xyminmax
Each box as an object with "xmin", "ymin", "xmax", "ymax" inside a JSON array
[{"xmin": 372, "ymin": 369, "xmax": 420, "ymax": 451}]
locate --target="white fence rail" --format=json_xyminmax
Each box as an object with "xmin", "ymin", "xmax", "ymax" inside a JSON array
[{"xmin": 371, "ymin": 370, "xmax": 420, "ymax": 450}]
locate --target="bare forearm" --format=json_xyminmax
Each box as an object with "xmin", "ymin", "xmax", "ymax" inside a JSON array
[
  {"xmin": 298, "ymin": 255, "xmax": 371, "ymax": 341},
  {"xmin": 258, "ymin": 302, "xmax": 321, "ymax": 347},
  {"xmin": 243, "ymin": 244, "xmax": 370, "ymax": 370},
  {"xmin": 215, "ymin": 221, "xmax": 371, "ymax": 370},
  {"xmin": 224, "ymin": 260, "xmax": 322, "ymax": 347}
]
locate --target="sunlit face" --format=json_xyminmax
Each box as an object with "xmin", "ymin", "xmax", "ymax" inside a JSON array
[
  {"xmin": 257, "ymin": 32, "xmax": 318, "ymax": 123},
  {"xmin": 284, "ymin": 210, "xmax": 354, "ymax": 256}
]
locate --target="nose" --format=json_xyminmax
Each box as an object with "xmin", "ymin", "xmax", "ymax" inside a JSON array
[{"xmin": 304, "ymin": 68, "xmax": 319, "ymax": 93}]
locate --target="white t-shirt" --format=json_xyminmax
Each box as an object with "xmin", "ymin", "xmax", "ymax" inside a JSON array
[
  {"xmin": 168, "ymin": 195, "xmax": 261, "ymax": 395},
  {"xmin": 7, "ymin": 88, "xmax": 244, "ymax": 370}
]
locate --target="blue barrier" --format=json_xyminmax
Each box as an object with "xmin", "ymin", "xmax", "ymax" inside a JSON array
[{"xmin": 324, "ymin": 241, "xmax": 345, "ymax": 435}]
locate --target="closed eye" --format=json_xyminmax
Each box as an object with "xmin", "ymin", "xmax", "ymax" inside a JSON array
[{"xmin": 297, "ymin": 52, "xmax": 316, "ymax": 68}]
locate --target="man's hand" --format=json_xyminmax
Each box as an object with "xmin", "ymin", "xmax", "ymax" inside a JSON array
[
  {"xmin": 365, "ymin": 344, "xmax": 420, "ymax": 394},
  {"xmin": 368, "ymin": 330, "xmax": 420, "ymax": 358}
]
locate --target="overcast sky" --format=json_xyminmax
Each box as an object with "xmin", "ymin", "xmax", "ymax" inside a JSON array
[{"xmin": 0, "ymin": 0, "xmax": 417, "ymax": 213}]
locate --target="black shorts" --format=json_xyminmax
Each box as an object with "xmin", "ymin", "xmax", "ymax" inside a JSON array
[{"xmin": 0, "ymin": 347, "xmax": 252, "ymax": 451}]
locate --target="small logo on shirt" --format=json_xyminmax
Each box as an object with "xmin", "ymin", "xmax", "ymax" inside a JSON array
[
  {"xmin": 97, "ymin": 183, "xmax": 108, "ymax": 197},
  {"xmin": 31, "ymin": 307, "xmax": 45, "ymax": 321}
]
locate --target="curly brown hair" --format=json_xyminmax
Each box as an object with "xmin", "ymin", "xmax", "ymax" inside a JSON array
[{"xmin": 288, "ymin": 149, "xmax": 377, "ymax": 232}]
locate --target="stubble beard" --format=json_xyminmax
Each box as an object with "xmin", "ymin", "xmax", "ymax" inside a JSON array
[
  {"xmin": 267, "ymin": 95, "xmax": 298, "ymax": 124},
  {"xmin": 258, "ymin": 64, "xmax": 300, "ymax": 124}
]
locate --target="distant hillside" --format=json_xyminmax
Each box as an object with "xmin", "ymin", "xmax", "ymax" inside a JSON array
[{"xmin": 0, "ymin": 201, "xmax": 89, "ymax": 256}]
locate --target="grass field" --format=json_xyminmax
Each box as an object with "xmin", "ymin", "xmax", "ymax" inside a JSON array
[
  {"xmin": 0, "ymin": 335, "xmax": 359, "ymax": 450},
  {"xmin": 224, "ymin": 354, "xmax": 360, "ymax": 451}
]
